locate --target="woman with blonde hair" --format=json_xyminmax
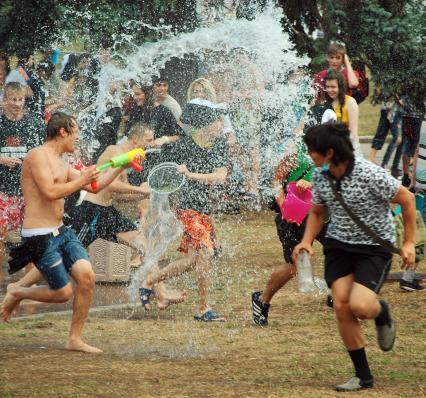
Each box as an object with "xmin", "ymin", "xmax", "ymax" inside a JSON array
[{"xmin": 187, "ymin": 77, "xmax": 217, "ymax": 103}]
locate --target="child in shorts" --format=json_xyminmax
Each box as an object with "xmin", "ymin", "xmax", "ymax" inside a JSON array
[{"xmin": 251, "ymin": 142, "xmax": 327, "ymax": 326}]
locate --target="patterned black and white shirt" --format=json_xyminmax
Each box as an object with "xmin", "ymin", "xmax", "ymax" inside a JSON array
[{"xmin": 312, "ymin": 157, "xmax": 400, "ymax": 245}]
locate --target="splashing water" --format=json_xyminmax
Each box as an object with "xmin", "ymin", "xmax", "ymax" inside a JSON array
[
  {"xmin": 64, "ymin": 1, "xmax": 314, "ymax": 305},
  {"xmin": 127, "ymin": 191, "xmax": 183, "ymax": 302},
  {"xmin": 115, "ymin": 1, "xmax": 311, "ymax": 302},
  {"xmin": 93, "ymin": 1, "xmax": 312, "ymax": 196}
]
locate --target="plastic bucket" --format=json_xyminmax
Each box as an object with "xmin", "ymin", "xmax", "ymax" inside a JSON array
[
  {"xmin": 147, "ymin": 162, "xmax": 185, "ymax": 195},
  {"xmin": 281, "ymin": 182, "xmax": 312, "ymax": 225}
]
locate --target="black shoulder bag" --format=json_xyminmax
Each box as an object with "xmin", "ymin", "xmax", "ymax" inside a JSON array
[{"xmin": 327, "ymin": 177, "xmax": 400, "ymax": 255}]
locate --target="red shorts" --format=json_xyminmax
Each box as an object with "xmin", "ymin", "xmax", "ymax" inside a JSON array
[
  {"xmin": 0, "ymin": 193, "xmax": 25, "ymax": 232},
  {"xmin": 177, "ymin": 209, "xmax": 215, "ymax": 253}
]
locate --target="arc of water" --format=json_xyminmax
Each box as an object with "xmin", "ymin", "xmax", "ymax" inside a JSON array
[{"xmin": 128, "ymin": 191, "xmax": 183, "ymax": 302}]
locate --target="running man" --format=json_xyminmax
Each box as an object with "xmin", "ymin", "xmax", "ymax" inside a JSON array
[
  {"xmin": 1, "ymin": 112, "xmax": 139, "ymax": 353},
  {"xmin": 293, "ymin": 123, "xmax": 415, "ymax": 391}
]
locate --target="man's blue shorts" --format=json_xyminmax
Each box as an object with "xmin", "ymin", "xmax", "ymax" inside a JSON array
[{"xmin": 34, "ymin": 228, "xmax": 90, "ymax": 290}]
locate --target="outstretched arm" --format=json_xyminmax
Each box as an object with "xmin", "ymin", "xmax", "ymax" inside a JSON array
[
  {"xmin": 68, "ymin": 165, "xmax": 125, "ymax": 194},
  {"xmin": 108, "ymin": 178, "xmax": 150, "ymax": 195},
  {"xmin": 177, "ymin": 165, "xmax": 227, "ymax": 184}
]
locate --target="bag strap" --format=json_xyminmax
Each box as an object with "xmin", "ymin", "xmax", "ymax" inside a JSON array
[{"xmin": 327, "ymin": 177, "xmax": 399, "ymax": 254}]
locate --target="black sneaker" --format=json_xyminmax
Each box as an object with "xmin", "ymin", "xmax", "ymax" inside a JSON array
[
  {"xmin": 326, "ymin": 294, "xmax": 334, "ymax": 308},
  {"xmin": 400, "ymin": 279, "xmax": 426, "ymax": 292},
  {"xmin": 335, "ymin": 376, "xmax": 374, "ymax": 392},
  {"xmin": 251, "ymin": 291, "xmax": 270, "ymax": 327}
]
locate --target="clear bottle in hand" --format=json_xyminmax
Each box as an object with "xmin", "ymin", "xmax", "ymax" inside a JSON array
[{"xmin": 297, "ymin": 250, "xmax": 316, "ymax": 293}]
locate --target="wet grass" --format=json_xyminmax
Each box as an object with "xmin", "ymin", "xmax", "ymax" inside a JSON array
[{"xmin": 1, "ymin": 211, "xmax": 425, "ymax": 397}]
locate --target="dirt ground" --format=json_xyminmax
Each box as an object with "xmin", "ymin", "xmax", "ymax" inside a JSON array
[{"xmin": 1, "ymin": 211, "xmax": 425, "ymax": 398}]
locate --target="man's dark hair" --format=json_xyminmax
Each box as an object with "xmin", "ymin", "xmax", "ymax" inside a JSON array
[
  {"xmin": 47, "ymin": 112, "xmax": 77, "ymax": 140},
  {"xmin": 36, "ymin": 61, "xmax": 55, "ymax": 79},
  {"xmin": 303, "ymin": 123, "xmax": 354, "ymax": 165},
  {"xmin": 152, "ymin": 76, "xmax": 168, "ymax": 84},
  {"xmin": 181, "ymin": 103, "xmax": 226, "ymax": 128}
]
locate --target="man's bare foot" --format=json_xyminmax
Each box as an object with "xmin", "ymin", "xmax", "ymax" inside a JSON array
[
  {"xmin": 1, "ymin": 284, "xmax": 21, "ymax": 322},
  {"xmin": 65, "ymin": 339, "xmax": 103, "ymax": 353},
  {"xmin": 157, "ymin": 290, "xmax": 188, "ymax": 310}
]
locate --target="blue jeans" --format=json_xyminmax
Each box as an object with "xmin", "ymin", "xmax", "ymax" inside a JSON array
[
  {"xmin": 35, "ymin": 228, "xmax": 90, "ymax": 290},
  {"xmin": 371, "ymin": 111, "xmax": 402, "ymax": 167},
  {"xmin": 391, "ymin": 116, "xmax": 423, "ymax": 171}
]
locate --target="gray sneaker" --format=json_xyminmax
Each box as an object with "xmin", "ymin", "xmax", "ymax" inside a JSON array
[
  {"xmin": 335, "ymin": 376, "xmax": 374, "ymax": 392},
  {"xmin": 376, "ymin": 319, "xmax": 396, "ymax": 351}
]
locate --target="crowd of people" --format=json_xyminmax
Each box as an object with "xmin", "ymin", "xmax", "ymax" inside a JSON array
[{"xmin": 0, "ymin": 41, "xmax": 425, "ymax": 391}]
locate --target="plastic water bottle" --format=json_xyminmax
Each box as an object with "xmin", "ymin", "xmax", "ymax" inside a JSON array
[
  {"xmin": 313, "ymin": 277, "xmax": 328, "ymax": 294},
  {"xmin": 297, "ymin": 250, "xmax": 316, "ymax": 293}
]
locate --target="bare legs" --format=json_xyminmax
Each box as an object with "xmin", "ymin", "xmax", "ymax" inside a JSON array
[
  {"xmin": 142, "ymin": 248, "xmax": 212, "ymax": 313},
  {"xmin": 66, "ymin": 260, "xmax": 102, "ymax": 353},
  {"xmin": 1, "ymin": 279, "xmax": 73, "ymax": 322},
  {"xmin": 368, "ymin": 148, "xmax": 379, "ymax": 164},
  {"xmin": 261, "ymin": 263, "xmax": 296, "ymax": 304},
  {"xmin": 117, "ymin": 230, "xmax": 143, "ymax": 267},
  {"xmin": 1, "ymin": 259, "xmax": 102, "ymax": 353},
  {"xmin": 332, "ymin": 275, "xmax": 381, "ymax": 350}
]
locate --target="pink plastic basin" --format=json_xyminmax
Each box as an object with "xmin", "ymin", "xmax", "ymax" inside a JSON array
[{"xmin": 281, "ymin": 182, "xmax": 313, "ymax": 225}]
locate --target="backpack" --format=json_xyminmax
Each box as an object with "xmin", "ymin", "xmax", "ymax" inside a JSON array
[{"xmin": 351, "ymin": 61, "xmax": 369, "ymax": 104}]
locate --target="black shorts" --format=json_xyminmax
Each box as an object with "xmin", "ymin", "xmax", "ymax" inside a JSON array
[
  {"xmin": 323, "ymin": 238, "xmax": 393, "ymax": 293},
  {"xmin": 275, "ymin": 214, "xmax": 327, "ymax": 264},
  {"xmin": 72, "ymin": 201, "xmax": 137, "ymax": 247}
]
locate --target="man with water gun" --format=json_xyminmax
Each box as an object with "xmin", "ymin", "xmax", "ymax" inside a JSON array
[{"xmin": 2, "ymin": 112, "xmax": 142, "ymax": 353}]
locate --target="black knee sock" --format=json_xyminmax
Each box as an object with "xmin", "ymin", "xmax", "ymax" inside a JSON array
[
  {"xmin": 348, "ymin": 348, "xmax": 373, "ymax": 381},
  {"xmin": 375, "ymin": 300, "xmax": 391, "ymax": 326}
]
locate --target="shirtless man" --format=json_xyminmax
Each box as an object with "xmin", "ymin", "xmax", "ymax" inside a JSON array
[
  {"xmin": 8, "ymin": 122, "xmax": 185, "ymax": 311},
  {"xmin": 1, "ymin": 112, "xmax": 136, "ymax": 353},
  {"xmin": 72, "ymin": 122, "xmax": 153, "ymax": 252},
  {"xmin": 74, "ymin": 122, "xmax": 186, "ymax": 310}
]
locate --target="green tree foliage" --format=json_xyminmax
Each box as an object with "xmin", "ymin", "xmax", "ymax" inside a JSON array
[
  {"xmin": 61, "ymin": 0, "xmax": 197, "ymax": 51},
  {"xmin": 0, "ymin": 0, "xmax": 62, "ymax": 57},
  {"xmin": 0, "ymin": 0, "xmax": 197, "ymax": 55},
  {"xmin": 279, "ymin": 0, "xmax": 425, "ymax": 103}
]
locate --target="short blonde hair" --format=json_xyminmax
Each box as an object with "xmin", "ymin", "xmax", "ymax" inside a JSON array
[{"xmin": 187, "ymin": 78, "xmax": 217, "ymax": 103}]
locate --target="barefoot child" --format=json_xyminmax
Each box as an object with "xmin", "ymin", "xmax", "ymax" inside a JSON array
[{"xmin": 140, "ymin": 101, "xmax": 228, "ymax": 321}]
